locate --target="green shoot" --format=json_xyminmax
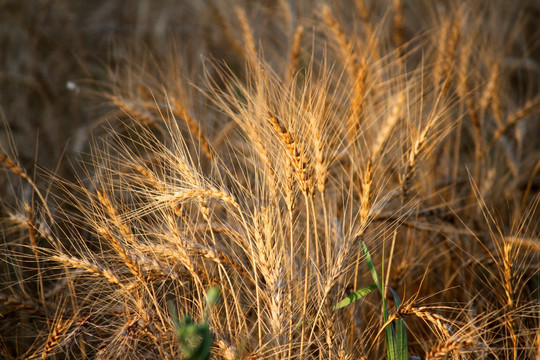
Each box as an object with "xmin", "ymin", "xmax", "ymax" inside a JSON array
[
  {"xmin": 334, "ymin": 241, "xmax": 408, "ymax": 360},
  {"xmin": 168, "ymin": 286, "xmax": 221, "ymax": 360}
]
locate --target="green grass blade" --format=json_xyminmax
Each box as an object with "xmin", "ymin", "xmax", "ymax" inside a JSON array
[
  {"xmin": 387, "ymin": 286, "xmax": 402, "ymax": 308},
  {"xmin": 360, "ymin": 241, "xmax": 406, "ymax": 360},
  {"xmin": 167, "ymin": 300, "xmax": 181, "ymax": 330},
  {"xmin": 388, "ymin": 286, "xmax": 408, "ymax": 360},
  {"xmin": 360, "ymin": 241, "xmax": 382, "ymax": 292},
  {"xmin": 333, "ymin": 283, "xmax": 377, "ymax": 310},
  {"xmin": 385, "ymin": 322, "xmax": 397, "ymax": 360}
]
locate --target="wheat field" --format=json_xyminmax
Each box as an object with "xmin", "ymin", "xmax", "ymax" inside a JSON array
[{"xmin": 1, "ymin": 0, "xmax": 539, "ymax": 359}]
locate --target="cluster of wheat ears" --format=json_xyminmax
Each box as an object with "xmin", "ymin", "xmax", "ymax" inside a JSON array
[{"xmin": 1, "ymin": 0, "xmax": 539, "ymax": 359}]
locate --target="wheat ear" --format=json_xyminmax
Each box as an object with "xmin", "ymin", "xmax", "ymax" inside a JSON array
[
  {"xmin": 41, "ymin": 319, "xmax": 70, "ymax": 360},
  {"xmin": 212, "ymin": 5, "xmax": 246, "ymax": 58},
  {"xmin": 267, "ymin": 111, "xmax": 312, "ymax": 195},
  {"xmin": 96, "ymin": 226, "xmax": 144, "ymax": 283},
  {"xmin": 235, "ymin": 7, "xmax": 257, "ymax": 60},
  {"xmin": 111, "ymin": 95, "xmax": 158, "ymax": 127},
  {"xmin": 425, "ymin": 338, "xmax": 476, "ymax": 360},
  {"xmin": 52, "ymin": 255, "xmax": 125, "ymax": 289},
  {"xmin": 287, "ymin": 24, "xmax": 304, "ymax": 81},
  {"xmin": 0, "ymin": 151, "xmax": 54, "ymax": 224},
  {"xmin": 321, "ymin": 5, "xmax": 366, "ymax": 142},
  {"xmin": 492, "ymin": 95, "xmax": 540, "ymax": 142},
  {"xmin": 393, "ymin": 0, "xmax": 404, "ymax": 48},
  {"xmin": 172, "ymin": 97, "xmax": 214, "ymax": 161},
  {"xmin": 0, "ymin": 292, "xmax": 41, "ymax": 313},
  {"xmin": 401, "ymin": 122, "xmax": 432, "ymax": 204},
  {"xmin": 399, "ymin": 304, "xmax": 455, "ymax": 339}
]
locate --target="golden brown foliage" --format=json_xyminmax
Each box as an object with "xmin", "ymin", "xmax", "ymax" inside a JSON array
[{"xmin": 1, "ymin": 0, "xmax": 539, "ymax": 359}]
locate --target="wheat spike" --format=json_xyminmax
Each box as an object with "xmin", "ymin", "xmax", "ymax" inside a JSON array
[
  {"xmin": 172, "ymin": 97, "xmax": 214, "ymax": 161},
  {"xmin": 425, "ymin": 338, "xmax": 476, "ymax": 360},
  {"xmin": 493, "ymin": 95, "xmax": 540, "ymax": 142},
  {"xmin": 236, "ymin": 7, "xmax": 257, "ymax": 60},
  {"xmin": 287, "ymin": 24, "xmax": 304, "ymax": 81}
]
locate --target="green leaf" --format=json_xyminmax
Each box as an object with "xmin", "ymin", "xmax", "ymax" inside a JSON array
[
  {"xmin": 176, "ymin": 316, "xmax": 212, "ymax": 360},
  {"xmin": 385, "ymin": 323, "xmax": 397, "ymax": 360},
  {"xmin": 333, "ymin": 283, "xmax": 377, "ymax": 310},
  {"xmin": 360, "ymin": 241, "xmax": 382, "ymax": 293},
  {"xmin": 167, "ymin": 300, "xmax": 180, "ymax": 330},
  {"xmin": 357, "ymin": 241, "xmax": 409, "ymax": 360},
  {"xmin": 168, "ymin": 286, "xmax": 218, "ymax": 360},
  {"xmin": 388, "ymin": 286, "xmax": 408, "ymax": 360}
]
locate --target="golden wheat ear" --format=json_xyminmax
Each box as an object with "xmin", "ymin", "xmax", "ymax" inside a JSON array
[{"xmin": 2, "ymin": 1, "xmax": 540, "ymax": 359}]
